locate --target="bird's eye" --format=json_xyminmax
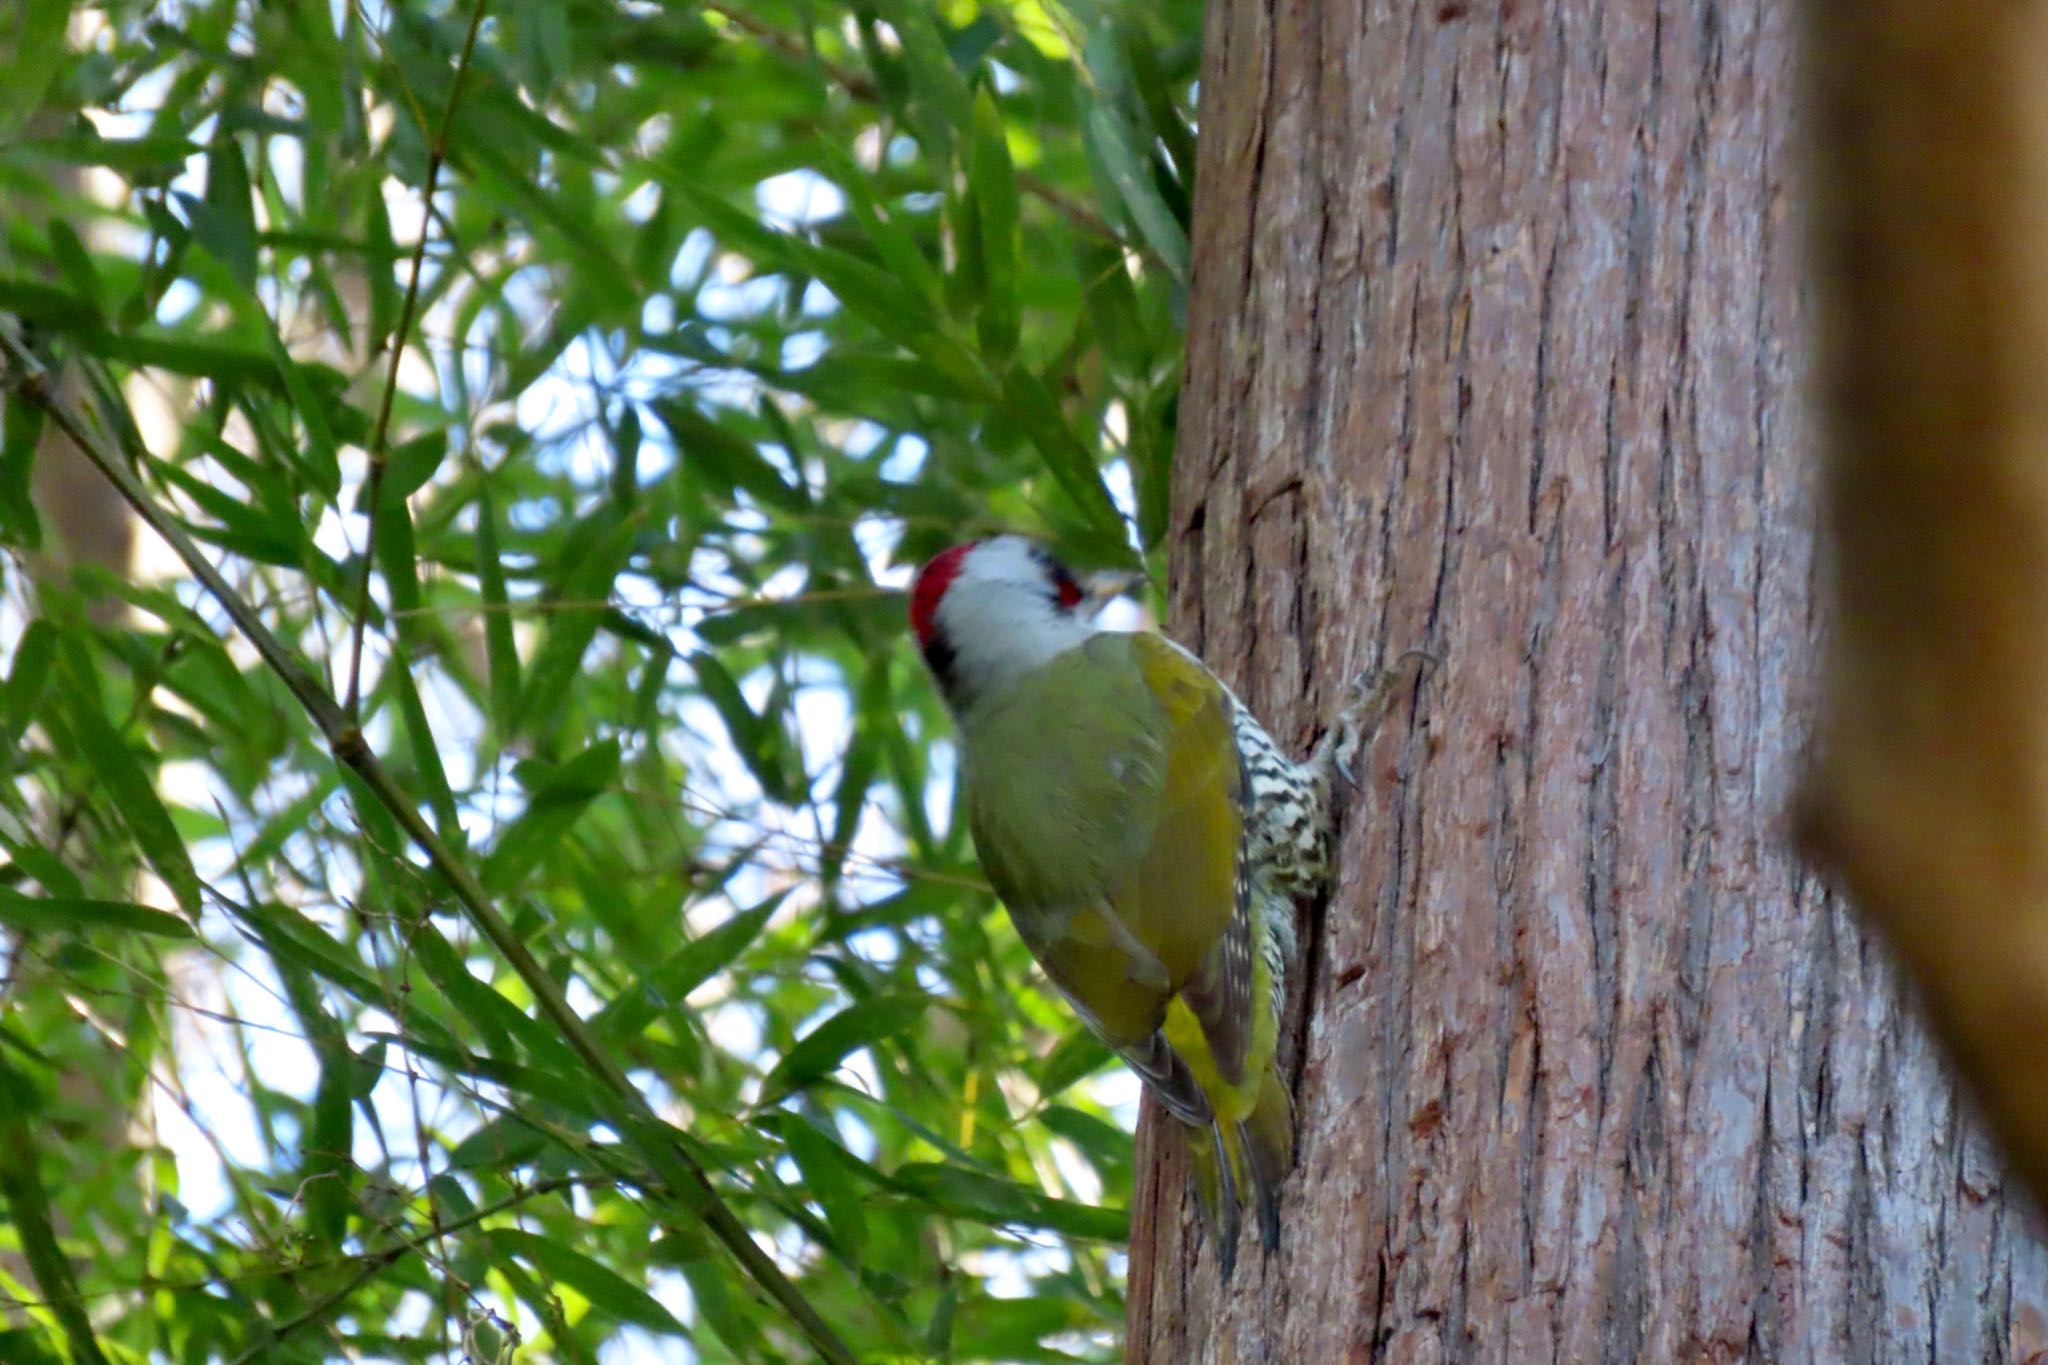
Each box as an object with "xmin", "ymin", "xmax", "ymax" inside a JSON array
[{"xmin": 1054, "ymin": 571, "xmax": 1084, "ymax": 611}]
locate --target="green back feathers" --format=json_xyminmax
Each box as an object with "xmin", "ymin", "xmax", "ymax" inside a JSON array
[{"xmin": 961, "ymin": 632, "xmax": 1241, "ymax": 1039}]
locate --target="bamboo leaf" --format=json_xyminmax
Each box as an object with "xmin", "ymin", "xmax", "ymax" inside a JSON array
[
  {"xmin": 191, "ymin": 139, "xmax": 259, "ymax": 290},
  {"xmin": 1035, "ymin": 1029, "xmax": 1114, "ymax": 1100},
  {"xmin": 866, "ymin": 0, "xmax": 974, "ymax": 163},
  {"xmin": 0, "ymin": 619, "xmax": 55, "ymax": 752},
  {"xmin": 0, "ymin": 1121, "xmax": 111, "ymax": 1365},
  {"xmin": 474, "ymin": 477, "xmax": 521, "ymax": 733},
  {"xmin": 971, "ymin": 89, "xmax": 1021, "ymax": 360},
  {"xmin": 488, "ymin": 1229, "xmax": 687, "ymax": 1334},
  {"xmin": 1037, "ymin": 1105, "xmax": 1133, "ymax": 1185},
  {"xmin": 1086, "ymin": 107, "xmax": 1189, "ymax": 284},
  {"xmin": 592, "ymin": 896, "xmax": 781, "ymax": 1043},
  {"xmin": 1000, "ymin": 366, "xmax": 1131, "ymax": 552},
  {"xmin": 60, "ymin": 658, "xmax": 200, "ymax": 917},
  {"xmin": 447, "ymin": 1114, "xmax": 551, "ymax": 1170},
  {"xmin": 654, "ymin": 397, "xmax": 809, "ymax": 513},
  {"xmin": 480, "ymin": 738, "xmax": 621, "ymax": 892},
  {"xmin": 0, "ymin": 387, "xmax": 42, "ymax": 549},
  {"xmin": 782, "ymin": 1117, "xmax": 869, "ymax": 1259},
  {"xmin": 515, "ymin": 510, "xmax": 634, "ymax": 737},
  {"xmin": 0, "ymin": 892, "xmax": 194, "ymax": 939},
  {"xmin": 893, "ymin": 1162, "xmax": 1126, "ymax": 1241},
  {"xmin": 10, "ymin": 133, "xmax": 198, "ymax": 176},
  {"xmin": 364, "ymin": 175, "xmax": 401, "ymax": 347},
  {"xmin": 386, "ymin": 644, "xmax": 460, "ymax": 840},
  {"xmin": 760, "ymin": 995, "xmax": 930, "ymax": 1104},
  {"xmin": 46, "ymin": 222, "xmax": 103, "ymax": 315},
  {"xmin": 688, "ymin": 651, "xmax": 789, "ymax": 803},
  {"xmin": 304, "ymin": 1044, "xmax": 355, "ymax": 1253}
]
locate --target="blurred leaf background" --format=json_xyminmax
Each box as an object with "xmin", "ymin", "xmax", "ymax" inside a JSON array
[{"xmin": 0, "ymin": 0, "xmax": 1199, "ymax": 1359}]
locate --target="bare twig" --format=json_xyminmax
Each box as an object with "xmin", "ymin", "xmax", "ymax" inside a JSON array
[{"xmin": 0, "ymin": 323, "xmax": 860, "ymax": 1365}]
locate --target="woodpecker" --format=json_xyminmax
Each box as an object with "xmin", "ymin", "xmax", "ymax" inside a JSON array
[{"xmin": 909, "ymin": 534, "xmax": 1415, "ymax": 1276}]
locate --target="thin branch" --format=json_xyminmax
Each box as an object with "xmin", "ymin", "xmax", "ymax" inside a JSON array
[
  {"xmin": 0, "ymin": 323, "xmax": 861, "ymax": 1365},
  {"xmin": 379, "ymin": 911, "xmax": 467, "ymax": 1339},
  {"xmin": 344, "ymin": 0, "xmax": 491, "ymax": 721},
  {"xmin": 384, "ymin": 584, "xmax": 900, "ymax": 621}
]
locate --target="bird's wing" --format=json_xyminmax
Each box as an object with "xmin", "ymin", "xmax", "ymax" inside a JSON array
[
  {"xmin": 1107, "ymin": 633, "xmax": 1254, "ymax": 1089},
  {"xmin": 973, "ymin": 631, "xmax": 1250, "ymax": 1085},
  {"xmin": 1107, "ymin": 633, "xmax": 1244, "ymax": 977}
]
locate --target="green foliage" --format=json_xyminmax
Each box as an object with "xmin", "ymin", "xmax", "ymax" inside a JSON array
[{"xmin": 0, "ymin": 0, "xmax": 1199, "ymax": 1359}]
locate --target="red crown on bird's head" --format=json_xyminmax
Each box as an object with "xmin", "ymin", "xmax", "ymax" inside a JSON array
[
  {"xmin": 910, "ymin": 536, "xmax": 1087, "ymax": 652},
  {"xmin": 909, "ymin": 542, "xmax": 975, "ymax": 647}
]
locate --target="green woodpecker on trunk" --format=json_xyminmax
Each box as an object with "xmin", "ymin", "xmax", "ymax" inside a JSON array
[{"xmin": 910, "ymin": 535, "xmax": 1412, "ymax": 1277}]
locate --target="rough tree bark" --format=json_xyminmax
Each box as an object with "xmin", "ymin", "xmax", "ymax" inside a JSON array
[{"xmin": 1127, "ymin": 1, "xmax": 2048, "ymax": 1361}]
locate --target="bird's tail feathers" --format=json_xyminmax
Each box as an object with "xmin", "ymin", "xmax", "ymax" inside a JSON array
[
  {"xmin": 1185, "ymin": 1119, "xmax": 1243, "ymax": 1282},
  {"xmin": 1184, "ymin": 1069, "xmax": 1292, "ymax": 1280},
  {"xmin": 1239, "ymin": 1066, "xmax": 1294, "ymax": 1254}
]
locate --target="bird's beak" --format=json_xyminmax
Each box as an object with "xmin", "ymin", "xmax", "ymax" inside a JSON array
[{"xmin": 1078, "ymin": 569, "xmax": 1150, "ymax": 620}]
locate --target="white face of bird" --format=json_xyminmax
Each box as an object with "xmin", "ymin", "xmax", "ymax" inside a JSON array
[{"xmin": 909, "ymin": 535, "xmax": 1094, "ymax": 709}]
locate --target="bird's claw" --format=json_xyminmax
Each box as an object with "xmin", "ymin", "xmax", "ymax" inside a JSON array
[
  {"xmin": 1335, "ymin": 741, "xmax": 1360, "ymax": 790},
  {"xmin": 1321, "ymin": 649, "xmax": 1437, "ymax": 793}
]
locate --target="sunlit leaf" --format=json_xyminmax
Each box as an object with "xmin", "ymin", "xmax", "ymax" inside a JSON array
[
  {"xmin": 488, "ymin": 1229, "xmax": 687, "ymax": 1334},
  {"xmin": 58, "ymin": 654, "xmax": 200, "ymax": 916},
  {"xmin": 0, "ymin": 893, "xmax": 193, "ymax": 939},
  {"xmin": 480, "ymin": 737, "xmax": 621, "ymax": 891},
  {"xmin": 593, "ymin": 895, "xmax": 781, "ymax": 1043},
  {"xmin": 760, "ymin": 994, "xmax": 931, "ymax": 1104},
  {"xmin": 0, "ymin": 619, "xmax": 55, "ymax": 752},
  {"xmin": 1086, "ymin": 106, "xmax": 1189, "ymax": 284}
]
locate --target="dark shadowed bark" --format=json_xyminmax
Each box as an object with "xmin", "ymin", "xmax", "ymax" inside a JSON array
[{"xmin": 1127, "ymin": 0, "xmax": 2048, "ymax": 1360}]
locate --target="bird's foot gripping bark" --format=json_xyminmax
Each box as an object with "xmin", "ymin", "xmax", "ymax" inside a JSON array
[{"xmin": 1310, "ymin": 649, "xmax": 1436, "ymax": 797}]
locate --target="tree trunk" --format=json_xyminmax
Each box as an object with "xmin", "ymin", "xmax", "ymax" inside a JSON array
[{"xmin": 1129, "ymin": 0, "xmax": 2048, "ymax": 1360}]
